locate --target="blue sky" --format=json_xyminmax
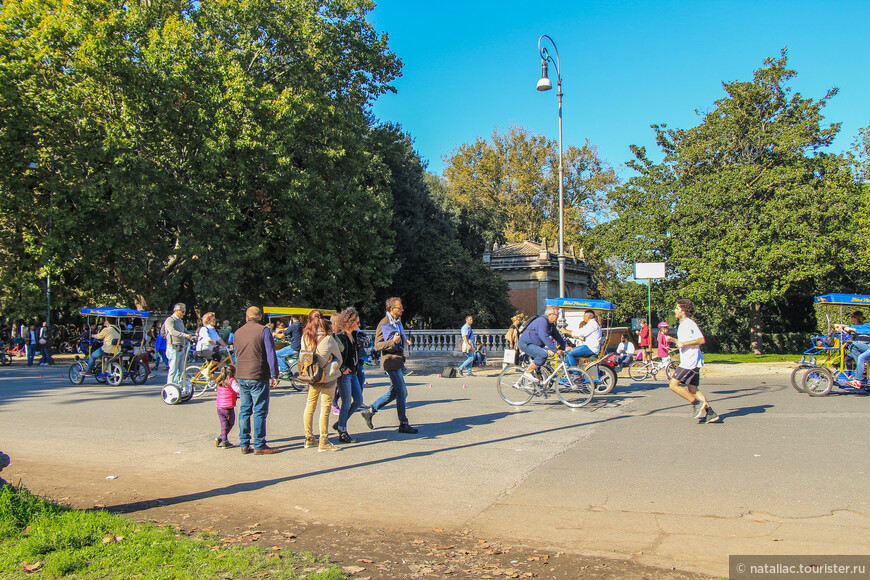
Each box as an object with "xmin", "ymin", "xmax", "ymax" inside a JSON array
[{"xmin": 369, "ymin": 0, "xmax": 869, "ymax": 178}]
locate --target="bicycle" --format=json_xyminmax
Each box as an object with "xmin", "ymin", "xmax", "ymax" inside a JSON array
[
  {"xmin": 627, "ymin": 350, "xmax": 679, "ymax": 381},
  {"xmin": 276, "ymin": 353, "xmax": 305, "ymax": 391},
  {"xmin": 497, "ymin": 351, "xmax": 596, "ymax": 408},
  {"xmin": 183, "ymin": 347, "xmax": 235, "ymax": 398}
]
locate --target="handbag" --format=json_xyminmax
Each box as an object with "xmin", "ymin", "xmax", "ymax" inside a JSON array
[
  {"xmin": 382, "ymin": 353, "xmax": 405, "ymax": 372},
  {"xmin": 503, "ymin": 348, "xmax": 518, "ymax": 365},
  {"xmin": 38, "ymin": 338, "xmax": 47, "ymax": 345}
]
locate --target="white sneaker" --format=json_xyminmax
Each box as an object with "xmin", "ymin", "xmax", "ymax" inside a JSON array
[{"xmin": 522, "ymin": 372, "xmax": 540, "ymax": 383}]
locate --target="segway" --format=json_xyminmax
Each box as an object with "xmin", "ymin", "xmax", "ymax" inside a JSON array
[{"xmin": 162, "ymin": 342, "xmax": 194, "ymax": 405}]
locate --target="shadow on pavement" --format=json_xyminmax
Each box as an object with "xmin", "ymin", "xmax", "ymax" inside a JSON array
[{"xmin": 103, "ymin": 413, "xmax": 620, "ymax": 515}]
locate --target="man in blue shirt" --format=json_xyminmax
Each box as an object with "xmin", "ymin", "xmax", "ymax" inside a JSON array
[
  {"xmin": 518, "ymin": 305, "xmax": 566, "ymax": 382},
  {"xmin": 457, "ymin": 316, "xmax": 476, "ymax": 377},
  {"xmin": 276, "ymin": 314, "xmax": 303, "ymax": 375}
]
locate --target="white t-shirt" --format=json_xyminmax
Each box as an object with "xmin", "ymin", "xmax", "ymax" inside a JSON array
[
  {"xmin": 676, "ymin": 318, "xmax": 704, "ymax": 369},
  {"xmin": 196, "ymin": 325, "xmax": 222, "ymax": 352},
  {"xmin": 617, "ymin": 342, "xmax": 636, "ymax": 355},
  {"xmin": 577, "ymin": 319, "xmax": 602, "ymax": 354}
]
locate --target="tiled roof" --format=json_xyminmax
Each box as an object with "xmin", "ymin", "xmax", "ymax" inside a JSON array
[{"xmin": 491, "ymin": 241, "xmax": 547, "ymax": 258}]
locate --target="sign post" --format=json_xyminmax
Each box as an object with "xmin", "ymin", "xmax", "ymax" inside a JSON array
[{"xmin": 634, "ymin": 263, "xmax": 666, "ymax": 326}]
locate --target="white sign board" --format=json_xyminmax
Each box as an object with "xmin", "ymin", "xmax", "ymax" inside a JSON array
[{"xmin": 634, "ymin": 262, "xmax": 666, "ymax": 280}]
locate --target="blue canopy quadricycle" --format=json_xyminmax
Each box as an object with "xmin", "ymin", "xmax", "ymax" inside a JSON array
[
  {"xmin": 545, "ymin": 297, "xmax": 619, "ymax": 395},
  {"xmin": 794, "ymin": 294, "xmax": 870, "ymax": 396},
  {"xmin": 68, "ymin": 307, "xmax": 151, "ymax": 386}
]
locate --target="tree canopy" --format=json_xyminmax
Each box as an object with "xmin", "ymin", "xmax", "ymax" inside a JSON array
[
  {"xmin": 595, "ymin": 50, "xmax": 864, "ymax": 351},
  {"xmin": 441, "ymin": 125, "xmax": 618, "ymax": 256},
  {"xmin": 0, "ymin": 0, "xmax": 401, "ymax": 322}
]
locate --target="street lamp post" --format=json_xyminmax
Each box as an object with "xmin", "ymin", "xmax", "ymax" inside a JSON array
[{"xmin": 536, "ymin": 34, "xmax": 565, "ymax": 299}]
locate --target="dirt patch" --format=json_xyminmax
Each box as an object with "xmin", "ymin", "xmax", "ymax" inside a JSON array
[{"xmin": 11, "ymin": 460, "xmax": 710, "ymax": 580}]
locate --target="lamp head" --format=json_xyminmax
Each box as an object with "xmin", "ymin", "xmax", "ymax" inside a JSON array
[{"xmin": 536, "ymin": 60, "xmax": 552, "ymax": 91}]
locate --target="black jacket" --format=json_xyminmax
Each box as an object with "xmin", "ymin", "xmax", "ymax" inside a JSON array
[{"xmin": 336, "ymin": 330, "xmax": 360, "ymax": 373}]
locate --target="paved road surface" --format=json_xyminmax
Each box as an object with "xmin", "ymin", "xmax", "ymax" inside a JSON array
[{"xmin": 1, "ymin": 361, "xmax": 868, "ymax": 576}]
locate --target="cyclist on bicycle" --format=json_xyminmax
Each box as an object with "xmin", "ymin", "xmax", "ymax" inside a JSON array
[
  {"xmin": 196, "ymin": 312, "xmax": 228, "ymax": 379},
  {"xmin": 277, "ymin": 314, "xmax": 304, "ymax": 376},
  {"xmin": 518, "ymin": 305, "xmax": 565, "ymax": 383}
]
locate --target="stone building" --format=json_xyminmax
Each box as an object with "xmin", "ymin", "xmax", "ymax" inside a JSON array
[{"xmin": 484, "ymin": 240, "xmax": 593, "ymax": 317}]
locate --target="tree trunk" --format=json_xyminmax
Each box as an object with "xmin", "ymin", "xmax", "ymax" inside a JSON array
[{"xmin": 749, "ymin": 302, "xmax": 763, "ymax": 355}]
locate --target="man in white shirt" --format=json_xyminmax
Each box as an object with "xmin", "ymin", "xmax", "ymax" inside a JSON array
[
  {"xmin": 666, "ymin": 299, "xmax": 719, "ymax": 424},
  {"xmin": 615, "ymin": 334, "xmax": 636, "ymax": 366}
]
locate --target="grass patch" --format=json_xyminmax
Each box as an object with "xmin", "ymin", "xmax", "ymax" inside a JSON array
[
  {"xmin": 703, "ymin": 353, "xmax": 802, "ymax": 364},
  {"xmin": 0, "ymin": 483, "xmax": 345, "ymax": 579}
]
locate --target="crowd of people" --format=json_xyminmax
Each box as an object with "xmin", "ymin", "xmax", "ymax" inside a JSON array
[
  {"xmin": 2, "ymin": 322, "xmax": 55, "ymax": 366},
  {"xmin": 157, "ymin": 298, "xmax": 420, "ymax": 454}
]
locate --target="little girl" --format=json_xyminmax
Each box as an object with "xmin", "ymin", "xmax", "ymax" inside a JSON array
[
  {"xmin": 214, "ymin": 364, "xmax": 239, "ymax": 449},
  {"xmin": 657, "ymin": 322, "xmax": 671, "ymax": 360}
]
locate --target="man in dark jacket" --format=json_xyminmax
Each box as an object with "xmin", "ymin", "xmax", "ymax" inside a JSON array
[
  {"xmin": 361, "ymin": 297, "xmax": 418, "ymax": 434},
  {"xmin": 518, "ymin": 304, "xmax": 566, "ymax": 382},
  {"xmin": 234, "ymin": 306, "xmax": 281, "ymax": 454}
]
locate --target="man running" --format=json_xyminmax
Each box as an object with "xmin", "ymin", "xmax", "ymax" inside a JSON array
[{"xmin": 666, "ymin": 299, "xmax": 720, "ymax": 424}]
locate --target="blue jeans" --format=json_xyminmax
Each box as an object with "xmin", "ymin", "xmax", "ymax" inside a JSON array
[
  {"xmin": 457, "ymin": 353, "xmax": 475, "ymax": 373},
  {"xmin": 851, "ymin": 342, "xmax": 870, "ymax": 382},
  {"xmin": 474, "ymin": 352, "xmax": 487, "ymax": 366},
  {"xmin": 154, "ymin": 349, "xmax": 169, "ymax": 370},
  {"xmin": 372, "ymin": 369, "xmax": 409, "ymax": 425},
  {"xmin": 337, "ymin": 372, "xmax": 364, "ymax": 431},
  {"xmin": 565, "ymin": 345, "xmax": 597, "ymax": 367},
  {"xmin": 518, "ymin": 341, "xmax": 549, "ymax": 366},
  {"xmin": 238, "ymin": 379, "xmax": 271, "ymax": 449},
  {"xmin": 276, "ymin": 345, "xmax": 297, "ymax": 373},
  {"xmin": 166, "ymin": 344, "xmax": 186, "ymax": 386},
  {"xmin": 26, "ymin": 344, "xmax": 35, "ymax": 365},
  {"xmin": 84, "ymin": 347, "xmax": 104, "ymax": 374}
]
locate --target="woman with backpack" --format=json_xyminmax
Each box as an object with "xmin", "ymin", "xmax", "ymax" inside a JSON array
[{"xmin": 300, "ymin": 314, "xmax": 342, "ymax": 452}]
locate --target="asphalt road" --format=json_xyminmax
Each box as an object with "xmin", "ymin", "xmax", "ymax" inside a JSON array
[{"xmin": 1, "ymin": 360, "xmax": 869, "ymax": 576}]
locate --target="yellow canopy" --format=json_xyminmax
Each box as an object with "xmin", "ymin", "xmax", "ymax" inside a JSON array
[{"xmin": 263, "ymin": 306, "xmax": 337, "ymax": 318}]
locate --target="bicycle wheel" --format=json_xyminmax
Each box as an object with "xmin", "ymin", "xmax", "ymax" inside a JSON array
[
  {"xmin": 0, "ymin": 353, "xmax": 11, "ymax": 366},
  {"xmin": 593, "ymin": 365, "xmax": 617, "ymax": 394},
  {"xmin": 184, "ymin": 364, "xmax": 210, "ymax": 397},
  {"xmin": 105, "ymin": 361, "xmax": 124, "ymax": 386},
  {"xmin": 803, "ymin": 367, "xmax": 832, "ymax": 396},
  {"xmin": 68, "ymin": 362, "xmax": 85, "ymax": 385},
  {"xmin": 130, "ymin": 356, "xmax": 150, "ymax": 385},
  {"xmin": 628, "ymin": 361, "xmax": 650, "ymax": 381},
  {"xmin": 557, "ymin": 367, "xmax": 596, "ymax": 408},
  {"xmin": 497, "ymin": 365, "xmax": 535, "ymax": 406},
  {"xmin": 790, "ymin": 365, "xmax": 809, "ymax": 393},
  {"xmin": 665, "ymin": 361, "xmax": 679, "ymax": 380},
  {"xmin": 286, "ymin": 360, "xmax": 305, "ymax": 391}
]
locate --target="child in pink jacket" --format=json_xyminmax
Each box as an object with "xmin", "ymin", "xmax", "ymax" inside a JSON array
[{"xmin": 215, "ymin": 364, "xmax": 239, "ymax": 449}]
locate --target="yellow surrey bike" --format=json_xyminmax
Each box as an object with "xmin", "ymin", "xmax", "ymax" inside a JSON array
[
  {"xmin": 183, "ymin": 346, "xmax": 235, "ymax": 398},
  {"xmin": 497, "ymin": 351, "xmax": 596, "ymax": 408}
]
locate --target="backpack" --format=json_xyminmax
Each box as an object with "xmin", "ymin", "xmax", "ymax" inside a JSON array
[
  {"xmin": 296, "ymin": 336, "xmax": 326, "ymax": 385},
  {"xmin": 517, "ymin": 315, "xmax": 540, "ymax": 336},
  {"xmin": 160, "ymin": 317, "xmax": 170, "ymax": 338}
]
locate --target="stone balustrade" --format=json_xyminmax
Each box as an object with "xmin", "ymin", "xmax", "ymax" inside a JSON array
[
  {"xmin": 361, "ymin": 328, "xmax": 510, "ymax": 357},
  {"xmin": 360, "ymin": 326, "xmax": 630, "ymax": 358}
]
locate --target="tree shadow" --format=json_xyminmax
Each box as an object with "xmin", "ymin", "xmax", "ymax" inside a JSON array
[{"xmin": 103, "ymin": 411, "xmax": 628, "ymax": 515}]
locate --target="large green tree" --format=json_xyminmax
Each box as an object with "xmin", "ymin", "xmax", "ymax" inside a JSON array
[
  {"xmin": 0, "ymin": 0, "xmax": 400, "ymax": 323},
  {"xmin": 596, "ymin": 50, "xmax": 863, "ymax": 352},
  {"xmin": 366, "ymin": 124, "xmax": 514, "ymax": 328},
  {"xmin": 440, "ymin": 125, "xmax": 618, "ymax": 256}
]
